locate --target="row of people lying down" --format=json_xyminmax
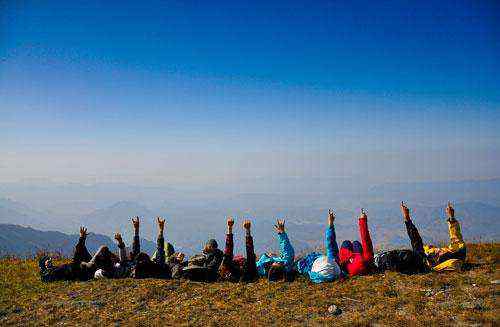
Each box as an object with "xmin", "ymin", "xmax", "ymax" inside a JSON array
[{"xmin": 39, "ymin": 202, "xmax": 466, "ymax": 283}]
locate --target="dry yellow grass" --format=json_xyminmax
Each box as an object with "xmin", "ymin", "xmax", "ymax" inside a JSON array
[{"xmin": 1, "ymin": 243, "xmax": 498, "ymax": 326}]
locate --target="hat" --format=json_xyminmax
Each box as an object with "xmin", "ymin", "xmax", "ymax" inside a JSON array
[{"xmin": 206, "ymin": 239, "xmax": 218, "ymax": 249}]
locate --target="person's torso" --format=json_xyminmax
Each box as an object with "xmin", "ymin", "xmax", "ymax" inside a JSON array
[
  {"xmin": 344, "ymin": 253, "xmax": 366, "ymax": 276},
  {"xmin": 310, "ymin": 255, "xmax": 341, "ymax": 278}
]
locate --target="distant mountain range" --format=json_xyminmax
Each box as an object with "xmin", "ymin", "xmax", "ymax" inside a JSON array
[
  {"xmin": 0, "ymin": 224, "xmax": 157, "ymax": 258},
  {"xmin": 0, "ymin": 178, "xmax": 499, "ymax": 256},
  {"xmin": 0, "ymin": 201, "xmax": 498, "ymax": 257}
]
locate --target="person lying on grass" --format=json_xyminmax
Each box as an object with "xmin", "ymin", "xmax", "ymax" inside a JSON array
[
  {"xmin": 422, "ymin": 202, "xmax": 466, "ymax": 271},
  {"xmin": 183, "ymin": 233, "xmax": 224, "ymax": 282},
  {"xmin": 338, "ymin": 209, "xmax": 375, "ymax": 277},
  {"xmin": 256, "ymin": 219, "xmax": 295, "ymax": 282},
  {"xmin": 295, "ymin": 209, "xmax": 342, "ymax": 283},
  {"xmin": 92, "ymin": 216, "xmax": 179, "ymax": 279},
  {"xmin": 218, "ymin": 217, "xmax": 258, "ymax": 282},
  {"xmin": 374, "ymin": 202, "xmax": 466, "ymax": 274},
  {"xmin": 39, "ymin": 227, "xmax": 116, "ymax": 282},
  {"xmin": 117, "ymin": 216, "xmax": 175, "ymax": 279}
]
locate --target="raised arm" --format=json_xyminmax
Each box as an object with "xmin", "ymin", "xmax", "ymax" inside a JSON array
[
  {"xmin": 275, "ymin": 219, "xmax": 295, "ymax": 266},
  {"xmin": 446, "ymin": 202, "xmax": 465, "ymax": 247},
  {"xmin": 114, "ymin": 233, "xmax": 127, "ymax": 263},
  {"xmin": 225, "ymin": 217, "xmax": 234, "ymax": 259},
  {"xmin": 73, "ymin": 226, "xmax": 92, "ymax": 264},
  {"xmin": 325, "ymin": 209, "xmax": 339, "ymax": 263},
  {"xmin": 131, "ymin": 216, "xmax": 141, "ymax": 260},
  {"xmin": 401, "ymin": 202, "xmax": 425, "ymax": 256},
  {"xmin": 243, "ymin": 219, "xmax": 257, "ymax": 280},
  {"xmin": 220, "ymin": 217, "xmax": 235, "ymax": 273},
  {"xmin": 358, "ymin": 209, "xmax": 374, "ymax": 263},
  {"xmin": 153, "ymin": 217, "xmax": 166, "ymax": 265}
]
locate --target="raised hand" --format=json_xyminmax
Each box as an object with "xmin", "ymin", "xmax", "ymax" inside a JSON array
[
  {"xmin": 328, "ymin": 209, "xmax": 335, "ymax": 227},
  {"xmin": 114, "ymin": 233, "xmax": 123, "ymax": 244},
  {"xmin": 274, "ymin": 219, "xmax": 285, "ymax": 234},
  {"xmin": 132, "ymin": 216, "xmax": 140, "ymax": 230},
  {"xmin": 79, "ymin": 226, "xmax": 88, "ymax": 239},
  {"xmin": 446, "ymin": 202, "xmax": 455, "ymax": 219},
  {"xmin": 243, "ymin": 220, "xmax": 251, "ymax": 230},
  {"xmin": 400, "ymin": 202, "xmax": 411, "ymax": 221},
  {"xmin": 157, "ymin": 216, "xmax": 165, "ymax": 231},
  {"xmin": 226, "ymin": 216, "xmax": 234, "ymax": 233},
  {"xmin": 360, "ymin": 208, "xmax": 367, "ymax": 220}
]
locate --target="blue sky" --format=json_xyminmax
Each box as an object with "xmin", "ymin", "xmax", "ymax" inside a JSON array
[{"xmin": 1, "ymin": 1, "xmax": 499, "ymax": 186}]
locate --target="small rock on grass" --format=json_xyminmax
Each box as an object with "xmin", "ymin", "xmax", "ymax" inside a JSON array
[{"xmin": 328, "ymin": 304, "xmax": 342, "ymax": 316}]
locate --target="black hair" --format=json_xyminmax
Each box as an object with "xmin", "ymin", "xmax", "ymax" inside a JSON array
[{"xmin": 267, "ymin": 264, "xmax": 286, "ymax": 282}]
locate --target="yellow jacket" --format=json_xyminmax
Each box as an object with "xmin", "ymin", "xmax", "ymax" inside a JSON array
[{"xmin": 423, "ymin": 218, "xmax": 466, "ymax": 272}]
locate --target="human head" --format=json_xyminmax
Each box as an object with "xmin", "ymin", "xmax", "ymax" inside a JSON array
[
  {"xmin": 267, "ymin": 262, "xmax": 286, "ymax": 282},
  {"xmin": 352, "ymin": 241, "xmax": 363, "ymax": 254},
  {"xmin": 132, "ymin": 252, "xmax": 153, "ymax": 278},
  {"xmin": 204, "ymin": 239, "xmax": 218, "ymax": 253},
  {"xmin": 175, "ymin": 252, "xmax": 185, "ymax": 262}
]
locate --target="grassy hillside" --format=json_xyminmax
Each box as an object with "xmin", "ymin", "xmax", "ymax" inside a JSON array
[{"xmin": 0, "ymin": 243, "xmax": 498, "ymax": 326}]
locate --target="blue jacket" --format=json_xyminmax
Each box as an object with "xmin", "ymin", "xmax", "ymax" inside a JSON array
[
  {"xmin": 256, "ymin": 232, "xmax": 295, "ymax": 276},
  {"xmin": 295, "ymin": 226, "xmax": 342, "ymax": 283}
]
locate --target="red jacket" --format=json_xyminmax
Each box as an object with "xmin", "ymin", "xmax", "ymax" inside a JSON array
[{"xmin": 338, "ymin": 217, "xmax": 374, "ymax": 276}]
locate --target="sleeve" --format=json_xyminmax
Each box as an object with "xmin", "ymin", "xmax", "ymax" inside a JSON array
[
  {"xmin": 72, "ymin": 236, "xmax": 92, "ymax": 264},
  {"xmin": 405, "ymin": 219, "xmax": 425, "ymax": 257},
  {"xmin": 256, "ymin": 254, "xmax": 271, "ymax": 276},
  {"xmin": 131, "ymin": 235, "xmax": 140, "ymax": 260},
  {"xmin": 153, "ymin": 235, "xmax": 165, "ymax": 265},
  {"xmin": 245, "ymin": 235, "xmax": 257, "ymax": 279},
  {"xmin": 325, "ymin": 226, "xmax": 339, "ymax": 263},
  {"xmin": 85, "ymin": 245, "xmax": 109, "ymax": 268},
  {"xmin": 220, "ymin": 233, "xmax": 234, "ymax": 271},
  {"xmin": 278, "ymin": 232, "xmax": 295, "ymax": 267},
  {"xmin": 118, "ymin": 243, "xmax": 128, "ymax": 263},
  {"xmin": 359, "ymin": 217, "xmax": 374, "ymax": 264},
  {"xmin": 448, "ymin": 219, "xmax": 465, "ymax": 249}
]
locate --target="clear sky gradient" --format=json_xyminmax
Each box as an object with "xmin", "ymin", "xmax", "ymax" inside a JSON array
[{"xmin": 1, "ymin": 1, "xmax": 499, "ymax": 186}]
